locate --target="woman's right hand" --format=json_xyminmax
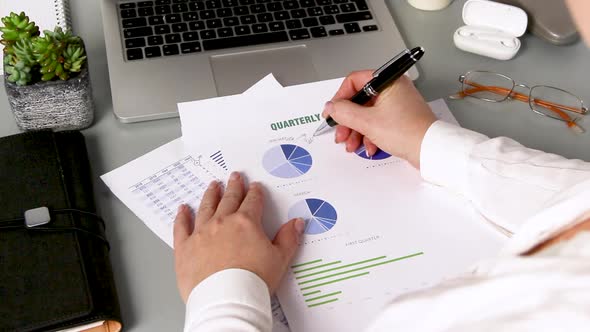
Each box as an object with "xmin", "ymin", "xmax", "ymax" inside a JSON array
[{"xmin": 323, "ymin": 71, "xmax": 437, "ymax": 169}]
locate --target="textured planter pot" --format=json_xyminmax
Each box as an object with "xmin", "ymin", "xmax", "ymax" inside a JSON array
[{"xmin": 4, "ymin": 67, "xmax": 94, "ymax": 131}]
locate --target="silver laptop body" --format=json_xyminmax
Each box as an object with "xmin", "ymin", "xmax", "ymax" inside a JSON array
[{"xmin": 100, "ymin": 0, "xmax": 417, "ymax": 122}]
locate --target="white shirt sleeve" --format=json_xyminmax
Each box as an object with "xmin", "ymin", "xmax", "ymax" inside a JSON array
[
  {"xmin": 184, "ymin": 269, "xmax": 272, "ymax": 332},
  {"xmin": 420, "ymin": 120, "xmax": 590, "ymax": 233}
]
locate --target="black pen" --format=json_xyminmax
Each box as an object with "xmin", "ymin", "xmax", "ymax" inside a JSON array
[{"xmin": 313, "ymin": 47, "xmax": 425, "ymax": 136}]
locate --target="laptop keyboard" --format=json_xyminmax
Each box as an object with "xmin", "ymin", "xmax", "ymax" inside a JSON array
[{"xmin": 118, "ymin": 0, "xmax": 379, "ymax": 61}]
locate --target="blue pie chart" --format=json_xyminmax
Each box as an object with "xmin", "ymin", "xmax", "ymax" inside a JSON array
[
  {"xmin": 263, "ymin": 144, "xmax": 312, "ymax": 178},
  {"xmin": 355, "ymin": 145, "xmax": 391, "ymax": 160},
  {"xmin": 288, "ymin": 198, "xmax": 337, "ymax": 235}
]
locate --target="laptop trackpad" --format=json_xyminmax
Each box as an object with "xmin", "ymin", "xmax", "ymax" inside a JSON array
[{"xmin": 210, "ymin": 46, "xmax": 319, "ymax": 96}]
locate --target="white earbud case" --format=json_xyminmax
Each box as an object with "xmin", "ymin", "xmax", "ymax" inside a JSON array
[{"xmin": 454, "ymin": 0, "xmax": 528, "ymax": 60}]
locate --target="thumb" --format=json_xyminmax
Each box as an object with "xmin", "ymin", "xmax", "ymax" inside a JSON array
[
  {"xmin": 273, "ymin": 218, "xmax": 305, "ymax": 262},
  {"xmin": 325, "ymin": 100, "xmax": 373, "ymax": 136}
]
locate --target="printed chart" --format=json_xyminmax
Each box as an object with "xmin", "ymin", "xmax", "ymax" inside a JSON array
[
  {"xmin": 288, "ymin": 198, "xmax": 337, "ymax": 235},
  {"xmin": 291, "ymin": 252, "xmax": 424, "ymax": 308},
  {"xmin": 129, "ymin": 156, "xmax": 215, "ymax": 223},
  {"xmin": 355, "ymin": 145, "xmax": 391, "ymax": 160},
  {"xmin": 263, "ymin": 144, "xmax": 313, "ymax": 178}
]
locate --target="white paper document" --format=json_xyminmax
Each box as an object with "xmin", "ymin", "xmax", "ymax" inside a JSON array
[{"xmin": 178, "ymin": 78, "xmax": 508, "ymax": 331}]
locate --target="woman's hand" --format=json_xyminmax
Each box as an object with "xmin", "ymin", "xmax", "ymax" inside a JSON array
[
  {"xmin": 324, "ymin": 71, "xmax": 437, "ymax": 169},
  {"xmin": 173, "ymin": 172, "xmax": 305, "ymax": 303}
]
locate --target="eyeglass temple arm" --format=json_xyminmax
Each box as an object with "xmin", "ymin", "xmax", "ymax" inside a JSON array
[
  {"xmin": 458, "ymin": 82, "xmax": 587, "ymax": 115},
  {"xmin": 455, "ymin": 85, "xmax": 579, "ymax": 128}
]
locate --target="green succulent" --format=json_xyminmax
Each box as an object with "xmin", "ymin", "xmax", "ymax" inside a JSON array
[{"xmin": 1, "ymin": 12, "xmax": 87, "ymax": 86}]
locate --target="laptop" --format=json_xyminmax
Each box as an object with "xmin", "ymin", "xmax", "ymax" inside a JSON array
[{"xmin": 100, "ymin": 0, "xmax": 418, "ymax": 122}]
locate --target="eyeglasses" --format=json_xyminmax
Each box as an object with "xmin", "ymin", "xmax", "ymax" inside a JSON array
[{"xmin": 450, "ymin": 70, "xmax": 588, "ymax": 133}]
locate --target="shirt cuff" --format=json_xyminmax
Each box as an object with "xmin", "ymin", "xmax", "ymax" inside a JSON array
[
  {"xmin": 185, "ymin": 269, "xmax": 271, "ymax": 330},
  {"xmin": 420, "ymin": 120, "xmax": 489, "ymax": 195}
]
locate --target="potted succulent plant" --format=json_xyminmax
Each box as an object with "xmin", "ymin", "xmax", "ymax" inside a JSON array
[{"xmin": 1, "ymin": 12, "xmax": 93, "ymax": 131}]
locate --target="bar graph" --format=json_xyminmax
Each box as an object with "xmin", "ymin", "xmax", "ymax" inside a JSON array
[{"xmin": 291, "ymin": 252, "xmax": 424, "ymax": 308}]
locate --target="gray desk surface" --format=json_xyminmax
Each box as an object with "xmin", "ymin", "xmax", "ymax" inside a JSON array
[{"xmin": 1, "ymin": 0, "xmax": 589, "ymax": 330}]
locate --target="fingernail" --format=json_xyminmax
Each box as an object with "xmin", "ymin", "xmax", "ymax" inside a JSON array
[
  {"xmin": 294, "ymin": 218, "xmax": 305, "ymax": 235},
  {"xmin": 323, "ymin": 101, "xmax": 334, "ymax": 115},
  {"xmin": 250, "ymin": 181, "xmax": 260, "ymax": 189},
  {"xmin": 208, "ymin": 180, "xmax": 218, "ymax": 189},
  {"xmin": 229, "ymin": 171, "xmax": 240, "ymax": 181},
  {"xmin": 177, "ymin": 204, "xmax": 186, "ymax": 213},
  {"xmin": 366, "ymin": 149, "xmax": 372, "ymax": 157}
]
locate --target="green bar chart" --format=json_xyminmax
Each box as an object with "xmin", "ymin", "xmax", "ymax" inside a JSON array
[{"xmin": 291, "ymin": 252, "xmax": 424, "ymax": 308}]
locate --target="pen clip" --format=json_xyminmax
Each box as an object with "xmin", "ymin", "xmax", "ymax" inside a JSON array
[{"xmin": 372, "ymin": 49, "xmax": 410, "ymax": 78}]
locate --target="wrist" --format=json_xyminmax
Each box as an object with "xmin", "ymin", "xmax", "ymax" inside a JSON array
[{"xmin": 406, "ymin": 118, "xmax": 436, "ymax": 169}]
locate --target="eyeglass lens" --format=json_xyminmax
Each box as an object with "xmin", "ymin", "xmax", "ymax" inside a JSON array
[
  {"xmin": 529, "ymin": 86, "xmax": 584, "ymax": 121},
  {"xmin": 462, "ymin": 72, "xmax": 515, "ymax": 102}
]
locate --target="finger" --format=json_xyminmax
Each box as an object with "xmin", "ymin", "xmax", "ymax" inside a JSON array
[
  {"xmin": 328, "ymin": 99, "xmax": 373, "ymax": 137},
  {"xmin": 273, "ymin": 218, "xmax": 305, "ymax": 262},
  {"xmin": 173, "ymin": 204, "xmax": 193, "ymax": 248},
  {"xmin": 363, "ymin": 136, "xmax": 379, "ymax": 157},
  {"xmin": 346, "ymin": 130, "xmax": 363, "ymax": 153},
  {"xmin": 238, "ymin": 182, "xmax": 265, "ymax": 223},
  {"xmin": 335, "ymin": 125, "xmax": 351, "ymax": 144},
  {"xmin": 215, "ymin": 171, "xmax": 246, "ymax": 217},
  {"xmin": 332, "ymin": 71, "xmax": 374, "ymax": 100},
  {"xmin": 195, "ymin": 180, "xmax": 221, "ymax": 226}
]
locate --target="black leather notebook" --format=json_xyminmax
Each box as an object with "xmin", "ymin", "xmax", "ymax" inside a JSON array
[{"xmin": 0, "ymin": 131, "xmax": 123, "ymax": 332}]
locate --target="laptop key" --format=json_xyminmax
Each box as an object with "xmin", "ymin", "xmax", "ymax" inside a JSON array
[
  {"xmin": 155, "ymin": 6, "xmax": 172, "ymax": 15},
  {"xmin": 323, "ymin": 5, "xmax": 339, "ymax": 14},
  {"xmin": 317, "ymin": 0, "xmax": 331, "ymax": 5},
  {"xmin": 200, "ymin": 29, "xmax": 217, "ymax": 39},
  {"xmin": 200, "ymin": 10, "xmax": 216, "ymax": 19},
  {"xmin": 222, "ymin": 0, "xmax": 238, "ymax": 7},
  {"xmin": 183, "ymin": 31, "xmax": 200, "ymax": 41},
  {"xmin": 235, "ymin": 25, "xmax": 251, "ymax": 35},
  {"xmin": 252, "ymin": 23, "xmax": 269, "ymax": 33},
  {"xmin": 239, "ymin": 0, "xmax": 255, "ymax": 5},
  {"xmin": 206, "ymin": 19, "xmax": 223, "ymax": 29},
  {"xmin": 267, "ymin": 2, "xmax": 283, "ymax": 11},
  {"xmin": 223, "ymin": 17, "xmax": 240, "ymax": 26},
  {"xmin": 165, "ymin": 14, "xmax": 182, "ymax": 23},
  {"xmin": 172, "ymin": 22, "xmax": 189, "ymax": 32},
  {"xmin": 257, "ymin": 13, "xmax": 274, "ymax": 22},
  {"xmin": 269, "ymin": 21, "xmax": 285, "ymax": 31},
  {"xmin": 343, "ymin": 22, "xmax": 360, "ymax": 33},
  {"xmin": 240, "ymin": 15, "xmax": 256, "ymax": 24},
  {"xmin": 125, "ymin": 37, "xmax": 146, "ymax": 48},
  {"xmin": 353, "ymin": 0, "xmax": 368, "ymax": 10},
  {"xmin": 189, "ymin": 21, "xmax": 206, "ymax": 30},
  {"xmin": 284, "ymin": 0, "xmax": 299, "ymax": 9},
  {"xmin": 124, "ymin": 27, "xmax": 153, "ymax": 38},
  {"xmin": 173, "ymin": 0, "xmax": 188, "ymax": 3},
  {"xmin": 289, "ymin": 28, "xmax": 310, "ymax": 40},
  {"xmin": 362, "ymin": 24, "xmax": 378, "ymax": 31},
  {"xmin": 181, "ymin": 42, "xmax": 202, "ymax": 53},
  {"xmin": 148, "ymin": 35, "xmax": 165, "ymax": 45},
  {"xmin": 299, "ymin": 0, "xmax": 315, "ymax": 7},
  {"xmin": 333, "ymin": 0, "xmax": 347, "ymax": 3},
  {"xmin": 189, "ymin": 2, "xmax": 204, "ymax": 10},
  {"xmin": 286, "ymin": 19, "xmax": 302, "ymax": 29},
  {"xmin": 234, "ymin": 6, "xmax": 250, "ymax": 15},
  {"xmin": 318, "ymin": 15, "xmax": 335, "ymax": 25},
  {"xmin": 202, "ymin": 31, "xmax": 289, "ymax": 50},
  {"xmin": 302, "ymin": 17, "xmax": 318, "ymax": 27},
  {"xmin": 217, "ymin": 27, "xmax": 234, "ymax": 37},
  {"xmin": 307, "ymin": 7, "xmax": 323, "ymax": 16},
  {"xmin": 172, "ymin": 4, "xmax": 189, "ymax": 12},
  {"xmin": 155, "ymin": 25, "xmax": 171, "ymax": 34},
  {"xmin": 217, "ymin": 8, "xmax": 233, "ymax": 17},
  {"xmin": 156, "ymin": 0, "xmax": 171, "ymax": 4},
  {"xmin": 138, "ymin": 1, "xmax": 155, "ymax": 7},
  {"xmin": 290, "ymin": 9, "xmax": 307, "ymax": 18},
  {"xmin": 138, "ymin": 7, "xmax": 155, "ymax": 16},
  {"xmin": 122, "ymin": 18, "xmax": 147, "ymax": 28},
  {"xmin": 250, "ymin": 4, "xmax": 266, "ymax": 14},
  {"xmin": 165, "ymin": 33, "xmax": 182, "ymax": 43},
  {"xmin": 336, "ymin": 11, "xmax": 372, "ymax": 23},
  {"xmin": 340, "ymin": 3, "xmax": 356, "ymax": 12},
  {"xmin": 183, "ymin": 12, "xmax": 199, "ymax": 21},
  {"xmin": 328, "ymin": 28, "xmax": 344, "ymax": 35},
  {"xmin": 274, "ymin": 11, "xmax": 290, "ymax": 20},
  {"xmin": 310, "ymin": 26, "xmax": 327, "ymax": 37},
  {"xmin": 145, "ymin": 46, "xmax": 162, "ymax": 58},
  {"xmin": 121, "ymin": 9, "xmax": 137, "ymax": 19},
  {"xmin": 126, "ymin": 48, "xmax": 143, "ymax": 60},
  {"xmin": 149, "ymin": 16, "xmax": 165, "ymax": 25},
  {"xmin": 163, "ymin": 44, "xmax": 180, "ymax": 56},
  {"xmin": 120, "ymin": 3, "xmax": 136, "ymax": 9},
  {"xmin": 206, "ymin": 0, "xmax": 222, "ymax": 9}
]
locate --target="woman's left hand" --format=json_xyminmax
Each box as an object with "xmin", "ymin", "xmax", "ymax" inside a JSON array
[{"xmin": 173, "ymin": 172, "xmax": 305, "ymax": 302}]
